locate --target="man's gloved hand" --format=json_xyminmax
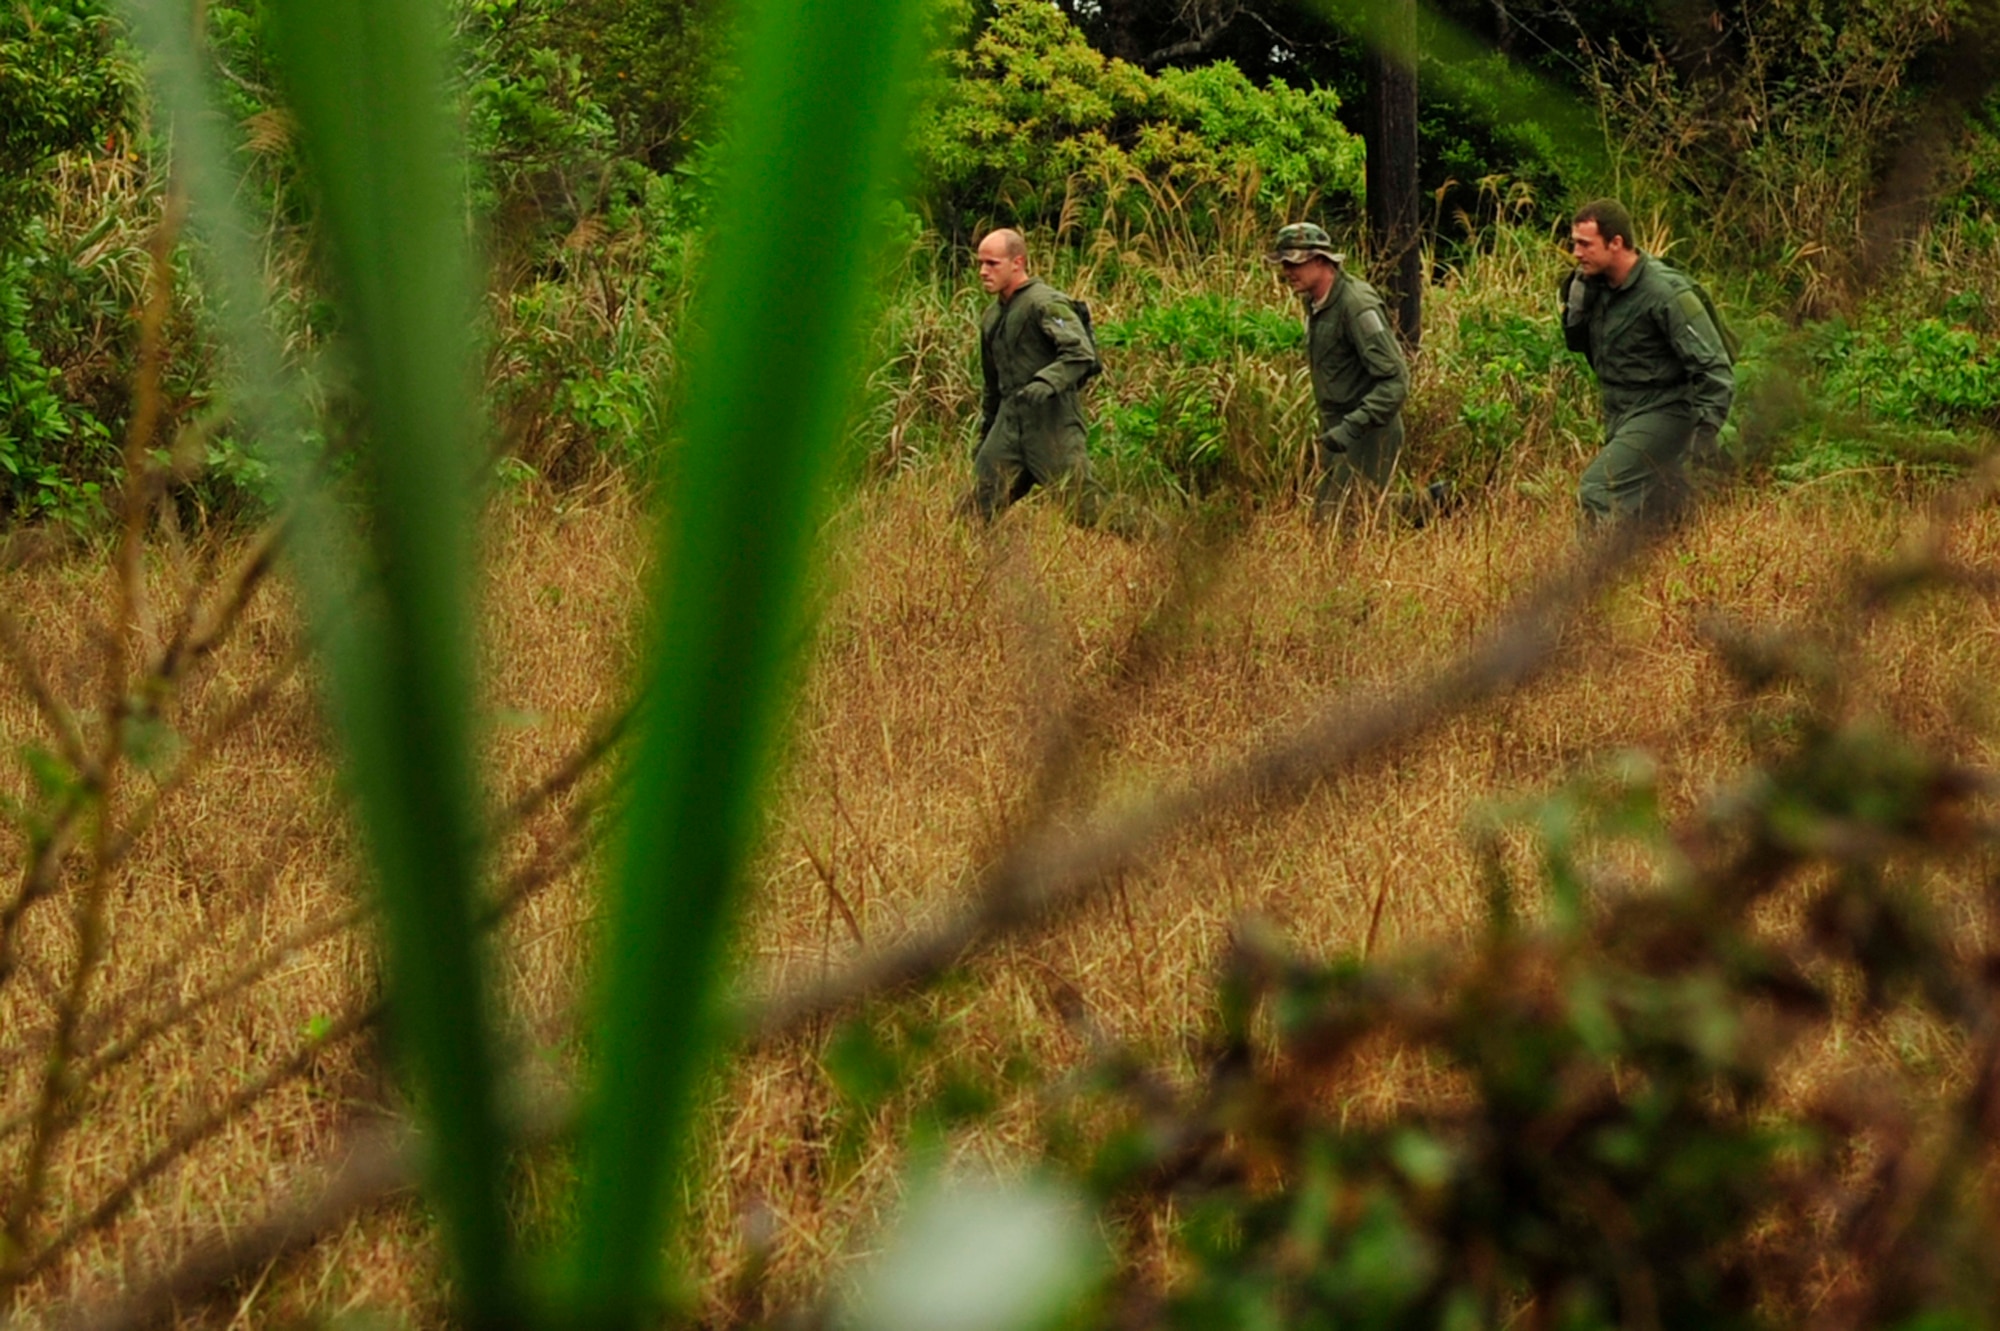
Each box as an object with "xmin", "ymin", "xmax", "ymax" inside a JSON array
[
  {"xmin": 1562, "ymin": 267, "xmax": 1588, "ymax": 323},
  {"xmin": 1319, "ymin": 424, "xmax": 1352, "ymax": 454},
  {"xmin": 1689, "ymin": 421, "xmax": 1723, "ymax": 466},
  {"xmin": 1018, "ymin": 379, "xmax": 1055, "ymax": 406}
]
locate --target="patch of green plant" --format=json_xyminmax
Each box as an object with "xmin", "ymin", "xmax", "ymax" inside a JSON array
[
  {"xmin": 1812, "ymin": 316, "xmax": 2000, "ymax": 431},
  {"xmin": 914, "ymin": 0, "xmax": 1361, "ymax": 239},
  {"xmin": 1748, "ymin": 311, "xmax": 1997, "ymax": 485},
  {"xmin": 1093, "ymin": 384, "xmax": 1229, "ymax": 500},
  {"xmin": 1424, "ymin": 305, "xmax": 1592, "ymax": 490},
  {"xmin": 1041, "ymin": 633, "xmax": 2000, "ymax": 1329},
  {"xmin": 0, "ymin": 0, "xmax": 133, "ymax": 244},
  {"xmin": 0, "ymin": 252, "xmax": 113, "ymax": 525},
  {"xmin": 1096, "ymin": 293, "xmax": 1301, "ymax": 364}
]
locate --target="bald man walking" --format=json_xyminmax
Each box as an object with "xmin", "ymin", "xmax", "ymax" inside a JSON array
[{"xmin": 968, "ymin": 228, "xmax": 1101, "ymax": 521}]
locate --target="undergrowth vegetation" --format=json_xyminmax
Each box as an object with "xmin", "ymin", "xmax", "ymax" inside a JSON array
[
  {"xmin": 2, "ymin": 0, "xmax": 1999, "ymax": 524},
  {"xmin": 7, "ymin": 0, "xmax": 2000, "ymax": 1327}
]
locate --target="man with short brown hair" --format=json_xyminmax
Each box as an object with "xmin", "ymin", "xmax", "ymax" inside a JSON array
[{"xmin": 1562, "ymin": 199, "xmax": 1733, "ymax": 524}]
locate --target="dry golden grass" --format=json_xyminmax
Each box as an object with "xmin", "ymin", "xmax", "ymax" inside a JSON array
[{"xmin": 2, "ymin": 452, "xmax": 1996, "ymax": 1327}]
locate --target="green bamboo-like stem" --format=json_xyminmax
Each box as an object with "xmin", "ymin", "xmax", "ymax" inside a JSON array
[
  {"xmin": 566, "ymin": 0, "xmax": 928, "ymax": 1321},
  {"xmin": 259, "ymin": 0, "xmax": 516, "ymax": 1320}
]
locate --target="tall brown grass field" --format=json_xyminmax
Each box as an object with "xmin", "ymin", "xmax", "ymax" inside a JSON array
[{"xmin": 1, "ymin": 437, "xmax": 1996, "ymax": 1325}]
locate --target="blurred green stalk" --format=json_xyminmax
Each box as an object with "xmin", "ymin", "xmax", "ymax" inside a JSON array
[
  {"xmin": 260, "ymin": 0, "xmax": 517, "ymax": 1320},
  {"xmin": 566, "ymin": 0, "xmax": 929, "ymax": 1322}
]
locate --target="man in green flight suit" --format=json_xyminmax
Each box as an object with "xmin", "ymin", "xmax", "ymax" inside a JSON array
[
  {"xmin": 1268, "ymin": 222, "xmax": 1410, "ymax": 522},
  {"xmin": 969, "ymin": 228, "xmax": 1100, "ymax": 521},
  {"xmin": 1562, "ymin": 198, "xmax": 1734, "ymax": 524}
]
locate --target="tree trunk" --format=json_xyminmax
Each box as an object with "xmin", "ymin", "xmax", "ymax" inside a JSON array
[{"xmin": 1364, "ymin": 0, "xmax": 1422, "ymax": 347}]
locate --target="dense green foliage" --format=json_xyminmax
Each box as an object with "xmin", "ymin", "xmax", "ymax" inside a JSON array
[
  {"xmin": 0, "ymin": 0, "xmax": 128, "ymax": 232},
  {"xmin": 1, "ymin": 0, "xmax": 1996, "ymax": 522},
  {"xmin": 916, "ymin": 0, "xmax": 1363, "ymax": 241},
  {"xmin": 0, "ymin": 0, "xmax": 134, "ymax": 521}
]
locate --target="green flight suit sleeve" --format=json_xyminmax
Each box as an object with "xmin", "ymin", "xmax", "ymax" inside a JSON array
[
  {"xmin": 1331, "ymin": 298, "xmax": 1409, "ymax": 445},
  {"xmin": 1028, "ymin": 297, "xmax": 1099, "ymax": 394},
  {"xmin": 1663, "ymin": 287, "xmax": 1733, "ymax": 430}
]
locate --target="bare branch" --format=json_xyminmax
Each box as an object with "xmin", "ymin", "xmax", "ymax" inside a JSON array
[{"xmin": 740, "ymin": 523, "xmax": 1654, "ymax": 1043}]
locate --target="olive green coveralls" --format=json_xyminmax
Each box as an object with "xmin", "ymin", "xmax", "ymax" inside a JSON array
[
  {"xmin": 1306, "ymin": 269, "xmax": 1410, "ymax": 516},
  {"xmin": 1562, "ymin": 254, "xmax": 1734, "ymax": 524},
  {"xmin": 973, "ymin": 277, "xmax": 1099, "ymax": 519}
]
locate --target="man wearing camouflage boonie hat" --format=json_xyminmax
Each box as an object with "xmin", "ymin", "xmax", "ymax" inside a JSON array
[{"xmin": 1268, "ymin": 221, "xmax": 1410, "ymax": 521}]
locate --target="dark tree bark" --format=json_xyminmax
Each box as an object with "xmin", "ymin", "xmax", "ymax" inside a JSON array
[{"xmin": 1364, "ymin": 0, "xmax": 1422, "ymax": 346}]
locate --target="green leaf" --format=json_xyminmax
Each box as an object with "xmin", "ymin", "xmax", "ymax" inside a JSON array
[
  {"xmin": 565, "ymin": 0, "xmax": 931, "ymax": 1320},
  {"xmin": 253, "ymin": 0, "xmax": 516, "ymax": 1317}
]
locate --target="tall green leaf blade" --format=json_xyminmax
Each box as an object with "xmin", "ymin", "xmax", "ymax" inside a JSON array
[
  {"xmin": 258, "ymin": 0, "xmax": 515, "ymax": 1319},
  {"xmin": 568, "ymin": 0, "xmax": 929, "ymax": 1319}
]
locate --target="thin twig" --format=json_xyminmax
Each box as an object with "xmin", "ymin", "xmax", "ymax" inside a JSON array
[
  {"xmin": 741, "ymin": 522, "xmax": 1653, "ymax": 1043},
  {"xmin": 1, "ymin": 188, "xmax": 190, "ymax": 1279}
]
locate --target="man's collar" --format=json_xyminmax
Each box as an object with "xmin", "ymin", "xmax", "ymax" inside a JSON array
[
  {"xmin": 1611, "ymin": 252, "xmax": 1648, "ymax": 291},
  {"xmin": 1308, "ymin": 267, "xmax": 1343, "ymax": 314},
  {"xmin": 1000, "ymin": 275, "xmax": 1041, "ymax": 304}
]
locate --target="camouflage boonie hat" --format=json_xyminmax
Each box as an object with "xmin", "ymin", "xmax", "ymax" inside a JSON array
[{"xmin": 1267, "ymin": 221, "xmax": 1344, "ymax": 266}]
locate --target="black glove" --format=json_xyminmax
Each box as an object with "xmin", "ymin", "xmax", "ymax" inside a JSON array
[
  {"xmin": 1689, "ymin": 422, "xmax": 1722, "ymax": 464},
  {"xmin": 1560, "ymin": 268, "xmax": 1594, "ymax": 357},
  {"xmin": 1562, "ymin": 267, "xmax": 1587, "ymax": 320},
  {"xmin": 1318, "ymin": 425, "xmax": 1351, "ymax": 454},
  {"xmin": 1018, "ymin": 379, "xmax": 1055, "ymax": 406}
]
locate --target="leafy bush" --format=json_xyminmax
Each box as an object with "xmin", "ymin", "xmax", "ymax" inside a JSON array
[
  {"xmin": 0, "ymin": 250, "xmax": 114, "ymax": 524},
  {"xmin": 1754, "ymin": 310, "xmax": 1999, "ymax": 485},
  {"xmin": 915, "ymin": 0, "xmax": 1363, "ymax": 241},
  {"xmin": 0, "ymin": 0, "xmax": 134, "ymax": 521},
  {"xmin": 1091, "ymin": 294, "xmax": 1309, "ymax": 498},
  {"xmin": 1814, "ymin": 316, "xmax": 2000, "ymax": 430},
  {"xmin": 0, "ymin": 0, "xmax": 131, "ymax": 238},
  {"xmin": 1098, "ymin": 293, "xmax": 1301, "ymax": 364}
]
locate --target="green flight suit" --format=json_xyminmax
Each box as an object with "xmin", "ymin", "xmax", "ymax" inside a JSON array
[
  {"xmin": 1305, "ymin": 268, "xmax": 1410, "ymax": 516},
  {"xmin": 973, "ymin": 277, "xmax": 1099, "ymax": 520},
  {"xmin": 1562, "ymin": 254, "xmax": 1734, "ymax": 524}
]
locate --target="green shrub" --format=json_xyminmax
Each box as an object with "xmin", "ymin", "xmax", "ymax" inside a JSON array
[
  {"xmin": 1098, "ymin": 293, "xmax": 1301, "ymax": 365},
  {"xmin": 915, "ymin": 0, "xmax": 1362, "ymax": 241},
  {"xmin": 0, "ymin": 0, "xmax": 134, "ymax": 522},
  {"xmin": 0, "ymin": 251, "xmax": 115, "ymax": 524},
  {"xmin": 0, "ymin": 0, "xmax": 131, "ymax": 239},
  {"xmin": 1814, "ymin": 316, "xmax": 2000, "ymax": 430},
  {"xmin": 1090, "ymin": 293, "xmax": 1310, "ymax": 499}
]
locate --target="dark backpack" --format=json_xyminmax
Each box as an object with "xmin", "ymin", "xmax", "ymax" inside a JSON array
[
  {"xmin": 1688, "ymin": 279, "xmax": 1740, "ymax": 364},
  {"xmin": 1658, "ymin": 262, "xmax": 1740, "ymax": 364},
  {"xmin": 1064, "ymin": 294, "xmax": 1104, "ymax": 384}
]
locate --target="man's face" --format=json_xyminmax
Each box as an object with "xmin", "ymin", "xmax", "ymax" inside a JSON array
[
  {"xmin": 977, "ymin": 238, "xmax": 1026, "ymax": 295},
  {"xmin": 1571, "ymin": 220, "xmax": 1623, "ymax": 277},
  {"xmin": 1280, "ymin": 256, "xmax": 1333, "ymax": 299}
]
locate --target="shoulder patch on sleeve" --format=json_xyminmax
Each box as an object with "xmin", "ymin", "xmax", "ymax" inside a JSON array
[
  {"xmin": 1675, "ymin": 290, "xmax": 1705, "ymax": 320},
  {"xmin": 1358, "ymin": 307, "xmax": 1386, "ymax": 337}
]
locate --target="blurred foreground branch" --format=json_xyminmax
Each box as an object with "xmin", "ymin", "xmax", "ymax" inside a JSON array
[{"xmin": 53, "ymin": 516, "xmax": 1661, "ymax": 1328}]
